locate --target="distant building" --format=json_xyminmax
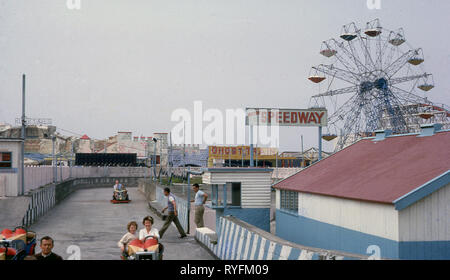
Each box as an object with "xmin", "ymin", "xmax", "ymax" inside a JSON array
[
  {"xmin": 207, "ymin": 145, "xmax": 299, "ymax": 168},
  {"xmin": 0, "ymin": 138, "xmax": 23, "ymax": 196},
  {"xmin": 280, "ymin": 148, "xmax": 332, "ymax": 167},
  {"xmin": 273, "ymin": 124, "xmax": 450, "ymax": 260}
]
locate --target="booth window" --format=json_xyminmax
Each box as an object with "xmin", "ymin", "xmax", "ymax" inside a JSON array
[
  {"xmin": 0, "ymin": 152, "xmax": 12, "ymax": 168},
  {"xmin": 230, "ymin": 182, "xmax": 241, "ymax": 207},
  {"xmin": 280, "ymin": 190, "xmax": 298, "ymax": 212}
]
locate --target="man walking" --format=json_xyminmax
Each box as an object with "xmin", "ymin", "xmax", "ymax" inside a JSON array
[
  {"xmin": 159, "ymin": 187, "xmax": 187, "ymax": 238},
  {"xmin": 192, "ymin": 183, "xmax": 208, "ymax": 228}
]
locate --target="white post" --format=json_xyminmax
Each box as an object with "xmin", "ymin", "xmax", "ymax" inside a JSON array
[{"xmin": 0, "ymin": 175, "xmax": 6, "ymax": 198}]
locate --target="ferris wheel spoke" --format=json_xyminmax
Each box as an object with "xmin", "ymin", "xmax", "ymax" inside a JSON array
[
  {"xmin": 390, "ymin": 85, "xmax": 429, "ymax": 104},
  {"xmin": 313, "ymin": 64, "xmax": 359, "ymax": 85},
  {"xmin": 357, "ymin": 36, "xmax": 378, "ymax": 72},
  {"xmin": 312, "ymin": 85, "xmax": 359, "ymax": 98},
  {"xmin": 330, "ymin": 39, "xmax": 370, "ymax": 75},
  {"xmin": 346, "ymin": 39, "xmax": 373, "ymax": 74},
  {"xmin": 384, "ymin": 49, "xmax": 417, "ymax": 78},
  {"xmin": 378, "ymin": 88, "xmax": 418, "ymax": 133},
  {"xmin": 389, "ymin": 73, "xmax": 431, "ymax": 86}
]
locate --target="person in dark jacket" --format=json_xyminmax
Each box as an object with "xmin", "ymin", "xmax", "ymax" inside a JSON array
[{"xmin": 34, "ymin": 236, "xmax": 63, "ymax": 260}]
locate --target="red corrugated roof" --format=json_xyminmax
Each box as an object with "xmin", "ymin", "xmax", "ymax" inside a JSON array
[
  {"xmin": 80, "ymin": 134, "xmax": 90, "ymax": 140},
  {"xmin": 274, "ymin": 131, "xmax": 450, "ymax": 204}
]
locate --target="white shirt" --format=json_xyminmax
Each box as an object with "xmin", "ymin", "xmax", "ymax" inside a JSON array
[
  {"xmin": 195, "ymin": 190, "xmax": 206, "ymax": 206},
  {"xmin": 138, "ymin": 228, "xmax": 160, "ymax": 241},
  {"xmin": 114, "ymin": 184, "xmax": 124, "ymax": 191}
]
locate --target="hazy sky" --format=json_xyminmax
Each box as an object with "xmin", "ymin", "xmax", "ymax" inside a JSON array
[{"xmin": 1, "ymin": 0, "xmax": 449, "ymax": 152}]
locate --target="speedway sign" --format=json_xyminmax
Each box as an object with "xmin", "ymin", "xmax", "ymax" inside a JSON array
[{"xmin": 246, "ymin": 108, "xmax": 327, "ymax": 127}]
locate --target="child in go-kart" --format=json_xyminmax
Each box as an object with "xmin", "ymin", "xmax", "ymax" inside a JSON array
[{"xmin": 118, "ymin": 221, "xmax": 138, "ymax": 259}]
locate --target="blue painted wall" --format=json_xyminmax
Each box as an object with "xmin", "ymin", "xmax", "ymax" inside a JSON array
[
  {"xmin": 276, "ymin": 210, "xmax": 399, "ymax": 259},
  {"xmin": 276, "ymin": 210, "xmax": 450, "ymax": 260},
  {"xmin": 216, "ymin": 208, "xmax": 270, "ymax": 233},
  {"xmin": 399, "ymin": 241, "xmax": 450, "ymax": 260}
]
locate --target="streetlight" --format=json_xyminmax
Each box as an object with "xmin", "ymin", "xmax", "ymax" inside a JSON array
[{"xmin": 153, "ymin": 138, "xmax": 158, "ymax": 181}]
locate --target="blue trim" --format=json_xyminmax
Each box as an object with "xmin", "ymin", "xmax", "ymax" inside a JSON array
[
  {"xmin": 272, "ymin": 243, "xmax": 283, "ymax": 260},
  {"xmin": 247, "ymin": 231, "xmax": 256, "ymax": 259},
  {"xmin": 394, "ymin": 170, "xmax": 450, "ymax": 210},
  {"xmin": 205, "ymin": 168, "xmax": 272, "ymax": 173},
  {"xmin": 279, "ymin": 208, "xmax": 298, "ymax": 216},
  {"xmin": 0, "ymin": 168, "xmax": 18, "ymax": 173},
  {"xmin": 276, "ymin": 210, "xmax": 450, "ymax": 260},
  {"xmin": 253, "ymin": 235, "xmax": 262, "ymax": 260},
  {"xmin": 262, "ymin": 239, "xmax": 271, "ymax": 260},
  {"xmin": 221, "ymin": 208, "xmax": 270, "ymax": 232},
  {"xmin": 288, "ymin": 248, "xmax": 301, "ymax": 259},
  {"xmin": 400, "ymin": 241, "xmax": 450, "ymax": 260}
]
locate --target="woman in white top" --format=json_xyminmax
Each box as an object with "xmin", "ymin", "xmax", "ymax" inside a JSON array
[{"xmin": 139, "ymin": 216, "xmax": 160, "ymax": 241}]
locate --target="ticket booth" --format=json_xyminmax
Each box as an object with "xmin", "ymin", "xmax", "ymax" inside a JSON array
[
  {"xmin": 202, "ymin": 168, "xmax": 273, "ymax": 232},
  {"xmin": 0, "ymin": 139, "xmax": 23, "ymax": 197}
]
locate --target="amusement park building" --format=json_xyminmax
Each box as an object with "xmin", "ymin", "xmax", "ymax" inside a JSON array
[{"xmin": 273, "ymin": 124, "xmax": 450, "ymax": 260}]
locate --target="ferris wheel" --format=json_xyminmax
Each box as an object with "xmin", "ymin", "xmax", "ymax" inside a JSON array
[{"xmin": 308, "ymin": 19, "xmax": 449, "ymax": 151}]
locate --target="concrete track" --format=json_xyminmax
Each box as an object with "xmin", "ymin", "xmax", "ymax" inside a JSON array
[{"xmin": 30, "ymin": 187, "xmax": 214, "ymax": 260}]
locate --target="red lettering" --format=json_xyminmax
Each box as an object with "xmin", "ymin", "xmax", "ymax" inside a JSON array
[
  {"xmin": 308, "ymin": 113, "xmax": 317, "ymax": 123},
  {"xmin": 291, "ymin": 112, "xmax": 298, "ymax": 123},
  {"xmin": 315, "ymin": 112, "xmax": 325, "ymax": 124},
  {"xmin": 232, "ymin": 148, "xmax": 237, "ymax": 155},
  {"xmin": 283, "ymin": 112, "xmax": 290, "ymax": 123},
  {"xmin": 299, "ymin": 112, "xmax": 309, "ymax": 123},
  {"xmin": 278, "ymin": 112, "xmax": 283, "ymax": 123}
]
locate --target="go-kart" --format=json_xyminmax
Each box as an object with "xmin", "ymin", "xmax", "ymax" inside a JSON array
[
  {"xmin": 124, "ymin": 236, "xmax": 163, "ymax": 260},
  {"xmin": 111, "ymin": 189, "xmax": 131, "ymax": 204},
  {"xmin": 0, "ymin": 226, "xmax": 37, "ymax": 260}
]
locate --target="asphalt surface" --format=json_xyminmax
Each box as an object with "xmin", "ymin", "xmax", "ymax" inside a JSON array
[{"xmin": 30, "ymin": 187, "xmax": 214, "ymax": 260}]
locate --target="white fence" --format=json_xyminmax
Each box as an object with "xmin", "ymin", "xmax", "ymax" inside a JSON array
[{"xmin": 24, "ymin": 166, "xmax": 151, "ymax": 193}]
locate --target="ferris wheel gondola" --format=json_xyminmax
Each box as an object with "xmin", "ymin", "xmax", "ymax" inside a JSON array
[
  {"xmin": 418, "ymin": 74, "xmax": 435, "ymax": 92},
  {"xmin": 364, "ymin": 19, "xmax": 382, "ymax": 37},
  {"xmin": 408, "ymin": 49, "xmax": 425, "ymax": 66}
]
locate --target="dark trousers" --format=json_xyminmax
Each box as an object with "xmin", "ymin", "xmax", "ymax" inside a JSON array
[{"xmin": 159, "ymin": 212, "xmax": 186, "ymax": 238}]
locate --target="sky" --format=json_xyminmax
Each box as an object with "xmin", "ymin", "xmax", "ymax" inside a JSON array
[{"xmin": 1, "ymin": 0, "xmax": 449, "ymax": 152}]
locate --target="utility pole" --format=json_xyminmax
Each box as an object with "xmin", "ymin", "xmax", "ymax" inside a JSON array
[
  {"xmin": 60, "ymin": 154, "xmax": 63, "ymax": 182},
  {"xmin": 250, "ymin": 125, "xmax": 254, "ymax": 167},
  {"xmin": 276, "ymin": 139, "xmax": 278, "ymax": 179},
  {"xmin": 159, "ymin": 137, "xmax": 163, "ymax": 184},
  {"xmin": 20, "ymin": 74, "xmax": 26, "ymax": 195},
  {"xmin": 301, "ymin": 135, "xmax": 304, "ymax": 167},
  {"xmin": 169, "ymin": 132, "xmax": 173, "ymax": 184},
  {"xmin": 153, "ymin": 138, "xmax": 158, "ymax": 180},
  {"xmin": 318, "ymin": 126, "xmax": 323, "ymax": 161},
  {"xmin": 52, "ymin": 135, "xmax": 56, "ymax": 183},
  {"xmin": 70, "ymin": 140, "xmax": 74, "ymax": 178},
  {"xmin": 255, "ymin": 143, "xmax": 258, "ymax": 167},
  {"xmin": 183, "ymin": 121, "xmax": 186, "ymax": 176}
]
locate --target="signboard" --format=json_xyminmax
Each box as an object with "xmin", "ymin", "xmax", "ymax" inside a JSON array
[
  {"xmin": 246, "ymin": 108, "xmax": 327, "ymax": 127},
  {"xmin": 15, "ymin": 117, "xmax": 52, "ymax": 126},
  {"xmin": 209, "ymin": 146, "xmax": 260, "ymax": 158}
]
